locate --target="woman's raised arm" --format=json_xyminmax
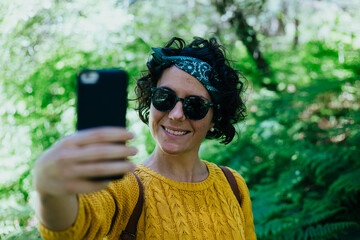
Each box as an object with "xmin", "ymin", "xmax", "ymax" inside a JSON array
[{"xmin": 34, "ymin": 127, "xmax": 137, "ymax": 231}]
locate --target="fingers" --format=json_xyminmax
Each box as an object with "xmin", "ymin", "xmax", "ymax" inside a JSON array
[
  {"xmin": 58, "ymin": 161, "xmax": 135, "ymax": 194},
  {"xmin": 71, "ymin": 161, "xmax": 136, "ymax": 178},
  {"xmin": 54, "ymin": 143, "xmax": 137, "ymax": 181},
  {"xmin": 57, "ymin": 143, "xmax": 138, "ymax": 163},
  {"xmin": 34, "ymin": 127, "xmax": 138, "ymax": 196},
  {"xmin": 60, "ymin": 127, "xmax": 134, "ymax": 147}
]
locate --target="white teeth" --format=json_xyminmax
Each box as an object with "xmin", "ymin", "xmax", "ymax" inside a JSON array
[{"xmin": 164, "ymin": 127, "xmax": 187, "ymax": 136}]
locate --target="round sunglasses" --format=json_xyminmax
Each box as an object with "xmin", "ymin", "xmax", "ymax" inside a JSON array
[{"xmin": 151, "ymin": 87, "xmax": 215, "ymax": 120}]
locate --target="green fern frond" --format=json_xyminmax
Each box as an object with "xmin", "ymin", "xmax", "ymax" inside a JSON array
[
  {"xmin": 257, "ymin": 218, "xmax": 296, "ymax": 238},
  {"xmin": 302, "ymin": 207, "xmax": 343, "ymax": 226},
  {"xmin": 304, "ymin": 221, "xmax": 359, "ymax": 239},
  {"xmin": 329, "ymin": 168, "xmax": 360, "ymax": 195}
]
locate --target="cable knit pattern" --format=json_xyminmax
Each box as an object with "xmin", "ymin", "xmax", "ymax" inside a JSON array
[{"xmin": 39, "ymin": 161, "xmax": 256, "ymax": 240}]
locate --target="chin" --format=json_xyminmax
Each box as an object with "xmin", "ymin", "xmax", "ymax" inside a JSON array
[{"xmin": 159, "ymin": 143, "xmax": 187, "ymax": 156}]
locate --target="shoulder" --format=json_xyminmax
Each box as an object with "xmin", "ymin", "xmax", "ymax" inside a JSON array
[
  {"xmin": 203, "ymin": 160, "xmax": 247, "ymax": 184},
  {"xmin": 203, "ymin": 161, "xmax": 257, "ymax": 239},
  {"xmin": 226, "ymin": 167, "xmax": 249, "ymax": 197},
  {"xmin": 228, "ymin": 168, "xmax": 247, "ymax": 187},
  {"xmin": 204, "ymin": 161, "xmax": 250, "ymax": 198}
]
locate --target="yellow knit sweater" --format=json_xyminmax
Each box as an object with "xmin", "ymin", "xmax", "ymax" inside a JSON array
[{"xmin": 39, "ymin": 161, "xmax": 256, "ymax": 240}]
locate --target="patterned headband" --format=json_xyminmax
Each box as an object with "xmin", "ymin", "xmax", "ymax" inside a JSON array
[{"xmin": 149, "ymin": 47, "xmax": 220, "ymax": 103}]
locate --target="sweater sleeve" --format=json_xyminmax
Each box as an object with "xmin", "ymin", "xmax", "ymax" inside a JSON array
[
  {"xmin": 38, "ymin": 173, "xmax": 139, "ymax": 240},
  {"xmin": 230, "ymin": 169, "xmax": 257, "ymax": 240}
]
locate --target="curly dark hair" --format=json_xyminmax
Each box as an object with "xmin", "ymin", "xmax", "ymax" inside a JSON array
[{"xmin": 135, "ymin": 37, "xmax": 246, "ymax": 144}]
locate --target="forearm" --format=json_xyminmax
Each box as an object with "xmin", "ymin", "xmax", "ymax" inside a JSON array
[{"xmin": 36, "ymin": 193, "xmax": 79, "ymax": 231}]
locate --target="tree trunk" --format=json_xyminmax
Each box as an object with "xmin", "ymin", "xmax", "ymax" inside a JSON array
[
  {"xmin": 293, "ymin": 17, "xmax": 299, "ymax": 49},
  {"xmin": 213, "ymin": 0, "xmax": 277, "ymax": 90},
  {"xmin": 233, "ymin": 11, "xmax": 271, "ymax": 74}
]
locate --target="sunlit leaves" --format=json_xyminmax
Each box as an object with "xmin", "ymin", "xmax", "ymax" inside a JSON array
[{"xmin": 1, "ymin": 0, "xmax": 360, "ymax": 239}]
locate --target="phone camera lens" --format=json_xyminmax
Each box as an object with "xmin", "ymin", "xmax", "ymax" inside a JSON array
[{"xmin": 80, "ymin": 71, "xmax": 99, "ymax": 84}]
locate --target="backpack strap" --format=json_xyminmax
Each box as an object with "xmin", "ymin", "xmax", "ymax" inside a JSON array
[
  {"xmin": 120, "ymin": 172, "xmax": 144, "ymax": 240},
  {"xmin": 219, "ymin": 166, "xmax": 242, "ymax": 207},
  {"xmin": 120, "ymin": 167, "xmax": 240, "ymax": 240}
]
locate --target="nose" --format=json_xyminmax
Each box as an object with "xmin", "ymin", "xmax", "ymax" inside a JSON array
[{"xmin": 168, "ymin": 100, "xmax": 186, "ymax": 121}]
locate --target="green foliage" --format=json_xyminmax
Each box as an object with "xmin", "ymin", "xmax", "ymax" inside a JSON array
[
  {"xmin": 201, "ymin": 41, "xmax": 360, "ymax": 239},
  {"xmin": 1, "ymin": 0, "xmax": 360, "ymax": 239}
]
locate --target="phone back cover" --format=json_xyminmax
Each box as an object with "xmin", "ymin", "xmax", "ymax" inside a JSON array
[{"xmin": 76, "ymin": 69, "xmax": 128, "ymax": 130}]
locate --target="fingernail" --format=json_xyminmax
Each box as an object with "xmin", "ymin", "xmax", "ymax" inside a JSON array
[
  {"xmin": 128, "ymin": 132, "xmax": 135, "ymax": 139},
  {"xmin": 129, "ymin": 163, "xmax": 136, "ymax": 169},
  {"xmin": 131, "ymin": 147, "xmax": 138, "ymax": 155}
]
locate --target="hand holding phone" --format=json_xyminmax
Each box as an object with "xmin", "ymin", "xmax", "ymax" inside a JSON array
[{"xmin": 77, "ymin": 69, "xmax": 130, "ymax": 181}]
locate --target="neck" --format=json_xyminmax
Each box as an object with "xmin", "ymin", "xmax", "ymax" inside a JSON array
[{"xmin": 143, "ymin": 146, "xmax": 208, "ymax": 183}]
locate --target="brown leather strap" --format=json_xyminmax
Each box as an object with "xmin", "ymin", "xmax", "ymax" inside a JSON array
[
  {"xmin": 120, "ymin": 172, "xmax": 144, "ymax": 240},
  {"xmin": 121, "ymin": 167, "xmax": 240, "ymax": 239},
  {"xmin": 219, "ymin": 166, "xmax": 242, "ymax": 207}
]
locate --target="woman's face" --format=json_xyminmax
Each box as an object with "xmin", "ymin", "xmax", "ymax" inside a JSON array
[{"xmin": 149, "ymin": 66, "xmax": 215, "ymax": 156}]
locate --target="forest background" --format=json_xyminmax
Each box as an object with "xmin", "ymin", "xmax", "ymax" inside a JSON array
[{"xmin": 0, "ymin": 0, "xmax": 359, "ymax": 239}]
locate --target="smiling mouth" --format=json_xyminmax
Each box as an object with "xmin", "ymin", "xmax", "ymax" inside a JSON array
[{"xmin": 163, "ymin": 127, "xmax": 189, "ymax": 136}]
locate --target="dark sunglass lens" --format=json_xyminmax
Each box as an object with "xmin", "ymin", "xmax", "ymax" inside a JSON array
[
  {"xmin": 152, "ymin": 88, "xmax": 176, "ymax": 112},
  {"xmin": 184, "ymin": 97, "xmax": 209, "ymax": 120}
]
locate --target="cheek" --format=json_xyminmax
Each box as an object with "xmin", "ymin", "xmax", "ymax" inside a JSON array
[
  {"xmin": 149, "ymin": 105, "xmax": 164, "ymax": 133},
  {"xmin": 148, "ymin": 106, "xmax": 156, "ymax": 129},
  {"xmin": 192, "ymin": 116, "xmax": 213, "ymax": 137},
  {"xmin": 202, "ymin": 111, "xmax": 214, "ymax": 130}
]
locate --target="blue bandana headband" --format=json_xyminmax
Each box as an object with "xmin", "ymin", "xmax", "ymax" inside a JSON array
[{"xmin": 149, "ymin": 47, "xmax": 220, "ymax": 103}]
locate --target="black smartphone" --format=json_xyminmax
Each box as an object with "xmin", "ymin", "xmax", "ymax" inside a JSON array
[{"xmin": 76, "ymin": 69, "xmax": 128, "ymax": 181}]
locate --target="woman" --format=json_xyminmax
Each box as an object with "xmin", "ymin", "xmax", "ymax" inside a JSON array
[{"xmin": 35, "ymin": 37, "xmax": 256, "ymax": 239}]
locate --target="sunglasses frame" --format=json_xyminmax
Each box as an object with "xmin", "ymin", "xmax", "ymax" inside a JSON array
[{"xmin": 150, "ymin": 87, "xmax": 216, "ymax": 120}]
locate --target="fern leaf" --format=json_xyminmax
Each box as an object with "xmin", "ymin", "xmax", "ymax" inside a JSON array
[{"xmin": 304, "ymin": 221, "xmax": 359, "ymax": 239}]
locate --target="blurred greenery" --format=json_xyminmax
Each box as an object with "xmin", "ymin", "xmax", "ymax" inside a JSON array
[{"xmin": 1, "ymin": 0, "xmax": 359, "ymax": 239}]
